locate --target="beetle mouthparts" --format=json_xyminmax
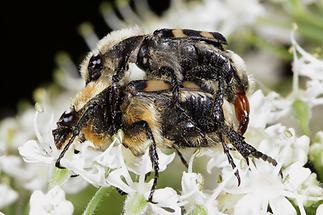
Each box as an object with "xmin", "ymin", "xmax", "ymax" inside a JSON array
[{"xmin": 52, "ymin": 127, "xmax": 72, "ymax": 150}]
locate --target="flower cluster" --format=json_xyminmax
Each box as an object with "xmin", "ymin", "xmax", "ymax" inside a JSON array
[{"xmin": 1, "ymin": 0, "xmax": 323, "ymax": 214}]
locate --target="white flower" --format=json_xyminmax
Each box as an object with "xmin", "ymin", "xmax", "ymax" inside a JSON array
[
  {"xmin": 0, "ymin": 155, "xmax": 50, "ymax": 191},
  {"xmin": 291, "ymin": 32, "xmax": 323, "ymax": 81},
  {"xmin": 222, "ymin": 160, "xmax": 323, "ymax": 215},
  {"xmin": 29, "ymin": 186, "xmax": 73, "ymax": 215},
  {"xmin": 108, "ymin": 167, "xmax": 180, "ymax": 215},
  {"xmin": 179, "ymin": 153, "xmax": 231, "ymax": 215},
  {"xmin": 0, "ymin": 184, "xmax": 18, "ymax": 209},
  {"xmin": 107, "ymin": 148, "xmax": 178, "ymax": 215},
  {"xmin": 0, "ymin": 110, "xmax": 35, "ymax": 153},
  {"xmin": 62, "ymin": 141, "xmax": 116, "ymax": 187},
  {"xmin": 246, "ymin": 124, "xmax": 310, "ymax": 167},
  {"xmin": 17, "ymin": 109, "xmax": 61, "ymax": 190},
  {"xmin": 18, "ymin": 108, "xmax": 88, "ymax": 193},
  {"xmin": 290, "ymin": 29, "xmax": 323, "ymax": 109},
  {"xmin": 60, "ymin": 130, "xmax": 124, "ymax": 187},
  {"xmin": 101, "ymin": 0, "xmax": 266, "ymax": 37},
  {"xmin": 248, "ymin": 90, "xmax": 291, "ymax": 128},
  {"xmin": 54, "ymin": 52, "xmax": 84, "ymax": 91},
  {"xmin": 229, "ymin": 164, "xmax": 290, "ymax": 215}
]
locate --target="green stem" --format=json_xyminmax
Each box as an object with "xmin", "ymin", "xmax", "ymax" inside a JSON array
[
  {"xmin": 289, "ymin": 0, "xmax": 323, "ymax": 43},
  {"xmin": 245, "ymin": 32, "xmax": 292, "ymax": 61},
  {"xmin": 83, "ymin": 187, "xmax": 113, "ymax": 215}
]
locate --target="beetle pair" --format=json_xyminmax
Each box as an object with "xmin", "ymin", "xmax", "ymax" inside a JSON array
[{"xmin": 52, "ymin": 27, "xmax": 277, "ymax": 201}]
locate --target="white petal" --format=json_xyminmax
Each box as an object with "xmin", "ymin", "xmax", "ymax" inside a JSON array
[
  {"xmin": 292, "ymin": 34, "xmax": 323, "ymax": 81},
  {"xmin": 61, "ymin": 176, "xmax": 88, "ymax": 194},
  {"xmin": 18, "ymin": 140, "xmax": 53, "ymax": 164},
  {"xmin": 202, "ymin": 147, "xmax": 229, "ymax": 173},
  {"xmin": 96, "ymin": 130, "xmax": 124, "ymax": 169},
  {"xmin": 62, "ymin": 141, "xmax": 109, "ymax": 187},
  {"xmin": 124, "ymin": 148, "xmax": 152, "ymax": 176},
  {"xmin": 149, "ymin": 188, "xmax": 181, "ymax": 215},
  {"xmin": 248, "ymin": 90, "xmax": 290, "ymax": 129},
  {"xmin": 63, "ymin": 158, "xmax": 108, "ymax": 187},
  {"xmin": 107, "ymin": 168, "xmax": 135, "ymax": 194},
  {"xmin": 0, "ymin": 184, "xmax": 18, "ymax": 208},
  {"xmin": 234, "ymin": 194, "xmax": 266, "ymax": 215},
  {"xmin": 316, "ymin": 204, "xmax": 323, "ymax": 215},
  {"xmin": 0, "ymin": 156, "xmax": 33, "ymax": 180},
  {"xmin": 29, "ymin": 186, "xmax": 73, "ymax": 215},
  {"xmin": 181, "ymin": 172, "xmax": 201, "ymax": 194},
  {"xmin": 96, "ymin": 144, "xmax": 123, "ymax": 169},
  {"xmin": 150, "ymin": 187, "xmax": 179, "ymax": 206},
  {"xmin": 156, "ymin": 149, "xmax": 175, "ymax": 172},
  {"xmin": 125, "ymin": 148, "xmax": 175, "ymax": 176},
  {"xmin": 285, "ymin": 163, "xmax": 311, "ymax": 189},
  {"xmin": 269, "ymin": 196, "xmax": 296, "ymax": 215}
]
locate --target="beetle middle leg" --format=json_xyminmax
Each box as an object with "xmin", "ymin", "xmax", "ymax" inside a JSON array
[{"xmin": 173, "ymin": 146, "xmax": 189, "ymax": 169}]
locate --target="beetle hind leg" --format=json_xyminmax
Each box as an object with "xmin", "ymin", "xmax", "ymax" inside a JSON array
[
  {"xmin": 225, "ymin": 127, "xmax": 277, "ymax": 167},
  {"xmin": 219, "ymin": 134, "xmax": 241, "ymax": 185},
  {"xmin": 148, "ymin": 141, "xmax": 159, "ymax": 203}
]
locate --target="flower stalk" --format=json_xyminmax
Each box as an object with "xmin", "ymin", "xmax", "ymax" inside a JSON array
[{"xmin": 83, "ymin": 187, "xmax": 113, "ymax": 215}]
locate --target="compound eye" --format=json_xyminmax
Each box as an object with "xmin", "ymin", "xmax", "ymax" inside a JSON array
[
  {"xmin": 58, "ymin": 109, "xmax": 77, "ymax": 127},
  {"xmin": 87, "ymin": 53, "xmax": 103, "ymax": 84}
]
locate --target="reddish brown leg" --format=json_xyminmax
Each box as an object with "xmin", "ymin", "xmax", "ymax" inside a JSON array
[{"xmin": 234, "ymin": 91, "xmax": 250, "ymax": 135}]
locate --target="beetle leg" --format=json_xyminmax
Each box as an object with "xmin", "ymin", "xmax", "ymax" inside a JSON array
[
  {"xmin": 173, "ymin": 146, "xmax": 189, "ymax": 169},
  {"xmin": 115, "ymin": 187, "xmax": 128, "ymax": 196},
  {"xmin": 123, "ymin": 120, "xmax": 159, "ymax": 203},
  {"xmin": 184, "ymin": 66, "xmax": 227, "ymax": 129},
  {"xmin": 109, "ymin": 84, "xmax": 121, "ymax": 133},
  {"xmin": 234, "ymin": 90, "xmax": 250, "ymax": 135},
  {"xmin": 220, "ymin": 133, "xmax": 240, "ymax": 186},
  {"xmin": 55, "ymin": 100, "xmax": 103, "ymax": 168},
  {"xmin": 55, "ymin": 134, "xmax": 77, "ymax": 169},
  {"xmin": 149, "ymin": 140, "xmax": 159, "ymax": 203},
  {"xmin": 212, "ymin": 75, "xmax": 225, "ymax": 127},
  {"xmin": 225, "ymin": 127, "xmax": 277, "ymax": 167}
]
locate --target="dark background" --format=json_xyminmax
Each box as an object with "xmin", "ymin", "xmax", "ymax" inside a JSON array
[{"xmin": 1, "ymin": 0, "xmax": 169, "ymax": 119}]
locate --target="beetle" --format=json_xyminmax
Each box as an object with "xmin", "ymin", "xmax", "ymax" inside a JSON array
[
  {"xmin": 53, "ymin": 79, "xmax": 276, "ymax": 202},
  {"xmin": 81, "ymin": 27, "xmax": 252, "ymax": 137}
]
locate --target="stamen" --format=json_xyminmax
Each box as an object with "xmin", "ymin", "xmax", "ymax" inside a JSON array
[
  {"xmin": 78, "ymin": 22, "xmax": 99, "ymax": 50},
  {"xmin": 100, "ymin": 2, "xmax": 127, "ymax": 30},
  {"xmin": 116, "ymin": 0, "xmax": 141, "ymax": 26}
]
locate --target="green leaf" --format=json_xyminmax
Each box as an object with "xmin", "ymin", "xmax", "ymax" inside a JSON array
[{"xmin": 292, "ymin": 99, "xmax": 311, "ymax": 136}]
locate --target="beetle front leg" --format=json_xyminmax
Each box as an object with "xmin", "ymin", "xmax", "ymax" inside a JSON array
[{"xmin": 55, "ymin": 103, "xmax": 99, "ymax": 169}]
